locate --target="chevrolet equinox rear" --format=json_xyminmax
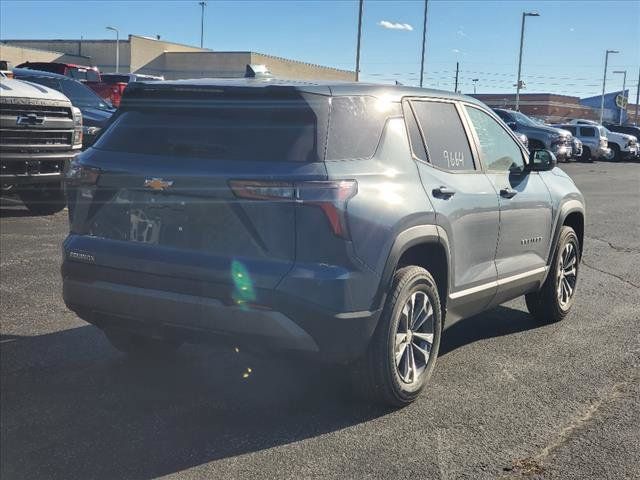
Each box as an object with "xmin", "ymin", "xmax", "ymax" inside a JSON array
[{"xmin": 63, "ymin": 79, "xmax": 585, "ymax": 406}]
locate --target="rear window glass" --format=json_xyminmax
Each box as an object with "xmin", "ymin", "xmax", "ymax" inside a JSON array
[
  {"xmin": 68, "ymin": 68, "xmax": 100, "ymax": 82},
  {"xmin": 102, "ymin": 74, "xmax": 131, "ymax": 83},
  {"xmin": 326, "ymin": 96, "xmax": 400, "ymax": 160},
  {"xmin": 94, "ymin": 95, "xmax": 329, "ymax": 162}
]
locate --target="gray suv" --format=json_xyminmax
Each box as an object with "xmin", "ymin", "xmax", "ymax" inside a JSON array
[
  {"xmin": 493, "ymin": 108, "xmax": 573, "ymax": 161},
  {"xmin": 62, "ymin": 80, "xmax": 585, "ymax": 406}
]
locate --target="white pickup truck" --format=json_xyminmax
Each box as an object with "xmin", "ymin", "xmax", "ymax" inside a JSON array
[
  {"xmin": 0, "ymin": 76, "xmax": 83, "ymax": 214},
  {"xmin": 569, "ymin": 119, "xmax": 638, "ymax": 161}
]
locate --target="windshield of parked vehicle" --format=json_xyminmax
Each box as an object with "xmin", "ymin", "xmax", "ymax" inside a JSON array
[
  {"xmin": 20, "ymin": 75, "xmax": 112, "ymax": 110},
  {"xmin": 510, "ymin": 110, "xmax": 540, "ymax": 127},
  {"xmin": 68, "ymin": 67, "xmax": 100, "ymax": 82}
]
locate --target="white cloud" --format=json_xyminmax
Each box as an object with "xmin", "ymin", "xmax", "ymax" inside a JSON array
[
  {"xmin": 378, "ymin": 20, "xmax": 414, "ymax": 31},
  {"xmin": 452, "ymin": 49, "xmax": 460, "ymax": 53}
]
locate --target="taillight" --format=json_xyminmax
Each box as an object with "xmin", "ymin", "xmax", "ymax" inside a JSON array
[
  {"xmin": 229, "ymin": 179, "xmax": 358, "ymax": 238},
  {"xmin": 600, "ymin": 137, "xmax": 608, "ymax": 148}
]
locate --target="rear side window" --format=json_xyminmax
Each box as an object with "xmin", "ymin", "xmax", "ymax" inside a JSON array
[
  {"xmin": 562, "ymin": 126, "xmax": 577, "ymax": 135},
  {"xmin": 94, "ymin": 94, "xmax": 329, "ymax": 162},
  {"xmin": 580, "ymin": 127, "xmax": 596, "ymax": 137},
  {"xmin": 326, "ymin": 96, "xmax": 400, "ymax": 160},
  {"xmin": 410, "ymin": 100, "xmax": 474, "ymax": 171}
]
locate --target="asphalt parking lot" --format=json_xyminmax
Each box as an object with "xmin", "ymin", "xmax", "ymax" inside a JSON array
[{"xmin": 1, "ymin": 161, "xmax": 638, "ymax": 480}]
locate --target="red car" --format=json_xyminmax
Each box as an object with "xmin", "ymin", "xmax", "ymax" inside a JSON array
[{"xmin": 100, "ymin": 73, "xmax": 164, "ymax": 107}]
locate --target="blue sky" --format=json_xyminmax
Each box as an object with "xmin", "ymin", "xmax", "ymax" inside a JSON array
[{"xmin": 1, "ymin": 0, "xmax": 638, "ymax": 98}]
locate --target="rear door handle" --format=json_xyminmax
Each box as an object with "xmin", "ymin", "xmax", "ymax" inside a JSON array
[
  {"xmin": 500, "ymin": 187, "xmax": 518, "ymax": 199},
  {"xmin": 433, "ymin": 186, "xmax": 456, "ymax": 198}
]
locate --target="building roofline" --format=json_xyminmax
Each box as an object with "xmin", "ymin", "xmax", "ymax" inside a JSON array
[
  {"xmin": 127, "ymin": 34, "xmax": 210, "ymax": 50},
  {"xmin": 0, "ymin": 41, "xmax": 92, "ymax": 60}
]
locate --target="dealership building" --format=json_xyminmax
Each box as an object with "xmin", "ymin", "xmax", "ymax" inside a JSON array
[{"xmin": 1, "ymin": 35, "xmax": 355, "ymax": 81}]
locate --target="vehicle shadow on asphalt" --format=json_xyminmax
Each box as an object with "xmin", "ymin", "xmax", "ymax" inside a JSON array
[
  {"xmin": 0, "ymin": 304, "xmax": 538, "ymax": 480},
  {"xmin": 440, "ymin": 305, "xmax": 541, "ymax": 356},
  {"xmin": 0, "ymin": 197, "xmax": 37, "ymax": 218}
]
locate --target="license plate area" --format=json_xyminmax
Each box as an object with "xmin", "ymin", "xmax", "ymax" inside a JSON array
[{"xmin": 129, "ymin": 192, "xmax": 187, "ymax": 245}]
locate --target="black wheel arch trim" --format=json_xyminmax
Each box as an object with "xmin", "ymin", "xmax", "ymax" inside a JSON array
[
  {"xmin": 546, "ymin": 199, "xmax": 585, "ymax": 269},
  {"xmin": 372, "ymin": 224, "xmax": 451, "ymax": 313}
]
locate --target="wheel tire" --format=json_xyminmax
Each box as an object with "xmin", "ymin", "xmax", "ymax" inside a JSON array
[
  {"xmin": 104, "ymin": 329, "xmax": 182, "ymax": 358},
  {"xmin": 18, "ymin": 183, "xmax": 66, "ymax": 215},
  {"xmin": 526, "ymin": 226, "xmax": 580, "ymax": 324},
  {"xmin": 609, "ymin": 144, "xmax": 621, "ymax": 162},
  {"xmin": 351, "ymin": 266, "xmax": 442, "ymax": 407},
  {"xmin": 580, "ymin": 146, "xmax": 592, "ymax": 162}
]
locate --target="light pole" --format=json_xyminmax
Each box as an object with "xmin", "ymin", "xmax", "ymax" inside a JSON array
[
  {"xmin": 355, "ymin": 0, "xmax": 364, "ymax": 82},
  {"xmin": 472, "ymin": 78, "xmax": 479, "ymax": 94},
  {"xmin": 419, "ymin": 0, "xmax": 429, "ymax": 87},
  {"xmin": 105, "ymin": 26, "xmax": 119, "ymax": 73},
  {"xmin": 515, "ymin": 11, "xmax": 539, "ymax": 111},
  {"xmin": 612, "ymin": 70, "xmax": 627, "ymax": 125},
  {"xmin": 599, "ymin": 49, "xmax": 619, "ymax": 124},
  {"xmin": 199, "ymin": 1, "xmax": 207, "ymax": 48}
]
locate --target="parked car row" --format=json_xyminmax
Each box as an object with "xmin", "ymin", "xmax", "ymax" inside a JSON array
[
  {"xmin": 565, "ymin": 119, "xmax": 639, "ymax": 161},
  {"xmin": 17, "ymin": 61, "xmax": 163, "ymax": 108},
  {"xmin": 494, "ymin": 108, "xmax": 639, "ymax": 162}
]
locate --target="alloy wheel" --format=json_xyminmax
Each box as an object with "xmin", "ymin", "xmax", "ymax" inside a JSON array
[
  {"xmin": 557, "ymin": 242, "xmax": 578, "ymax": 308},
  {"xmin": 394, "ymin": 291, "xmax": 435, "ymax": 384}
]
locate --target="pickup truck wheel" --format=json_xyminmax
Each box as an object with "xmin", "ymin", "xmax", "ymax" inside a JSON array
[
  {"xmin": 104, "ymin": 329, "xmax": 182, "ymax": 358},
  {"xmin": 351, "ymin": 266, "xmax": 442, "ymax": 407},
  {"xmin": 609, "ymin": 144, "xmax": 621, "ymax": 162},
  {"xmin": 526, "ymin": 226, "xmax": 580, "ymax": 323},
  {"xmin": 18, "ymin": 183, "xmax": 66, "ymax": 215}
]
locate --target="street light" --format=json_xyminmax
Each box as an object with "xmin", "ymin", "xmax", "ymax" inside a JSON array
[
  {"xmin": 472, "ymin": 78, "xmax": 479, "ymax": 94},
  {"xmin": 599, "ymin": 49, "xmax": 619, "ymax": 124},
  {"xmin": 105, "ymin": 26, "xmax": 119, "ymax": 73},
  {"xmin": 199, "ymin": 1, "xmax": 207, "ymax": 48},
  {"xmin": 612, "ymin": 70, "xmax": 627, "ymax": 125},
  {"xmin": 515, "ymin": 11, "xmax": 539, "ymax": 111}
]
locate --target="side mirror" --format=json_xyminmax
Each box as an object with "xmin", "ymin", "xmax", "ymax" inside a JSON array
[
  {"xmin": 527, "ymin": 149, "xmax": 557, "ymax": 171},
  {"xmin": 507, "ymin": 122, "xmax": 517, "ymax": 131}
]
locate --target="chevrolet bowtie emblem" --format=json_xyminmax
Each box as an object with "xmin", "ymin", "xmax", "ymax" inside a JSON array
[{"xmin": 144, "ymin": 178, "xmax": 174, "ymax": 191}]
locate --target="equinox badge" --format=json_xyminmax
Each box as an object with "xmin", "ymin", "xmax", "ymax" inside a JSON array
[{"xmin": 144, "ymin": 178, "xmax": 174, "ymax": 191}]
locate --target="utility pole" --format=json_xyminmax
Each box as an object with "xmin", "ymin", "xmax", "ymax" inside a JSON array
[
  {"xmin": 355, "ymin": 0, "xmax": 364, "ymax": 81},
  {"xmin": 454, "ymin": 62, "xmax": 459, "ymax": 93},
  {"xmin": 199, "ymin": 1, "xmax": 207, "ymax": 48},
  {"xmin": 635, "ymin": 67, "xmax": 640, "ymax": 125},
  {"xmin": 515, "ymin": 11, "xmax": 539, "ymax": 111},
  {"xmin": 600, "ymin": 49, "xmax": 619, "ymax": 124},
  {"xmin": 419, "ymin": 0, "xmax": 429, "ymax": 87},
  {"xmin": 472, "ymin": 78, "xmax": 479, "ymax": 94}
]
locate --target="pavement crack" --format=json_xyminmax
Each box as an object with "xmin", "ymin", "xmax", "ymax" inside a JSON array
[
  {"xmin": 585, "ymin": 235, "xmax": 640, "ymax": 254},
  {"xmin": 504, "ymin": 379, "xmax": 634, "ymax": 477},
  {"xmin": 581, "ymin": 260, "xmax": 640, "ymax": 288}
]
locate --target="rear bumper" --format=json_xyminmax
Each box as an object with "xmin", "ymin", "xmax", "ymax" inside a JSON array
[{"xmin": 62, "ymin": 260, "xmax": 381, "ymax": 363}]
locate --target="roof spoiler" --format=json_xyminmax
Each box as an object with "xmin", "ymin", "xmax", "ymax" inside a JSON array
[{"xmin": 245, "ymin": 64, "xmax": 272, "ymax": 78}]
